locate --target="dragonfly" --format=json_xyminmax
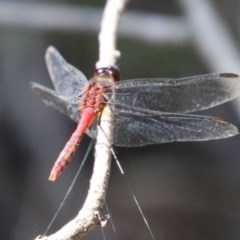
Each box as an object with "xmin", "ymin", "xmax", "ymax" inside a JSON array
[{"xmin": 31, "ymin": 46, "xmax": 240, "ymax": 181}]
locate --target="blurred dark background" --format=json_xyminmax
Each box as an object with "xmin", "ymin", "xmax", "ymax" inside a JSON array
[{"xmin": 1, "ymin": 0, "xmax": 240, "ymax": 239}]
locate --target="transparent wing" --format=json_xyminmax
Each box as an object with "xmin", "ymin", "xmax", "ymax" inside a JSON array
[
  {"xmin": 31, "ymin": 82, "xmax": 96, "ymax": 138},
  {"xmin": 113, "ymin": 73, "xmax": 240, "ymax": 113},
  {"xmin": 113, "ymin": 107, "xmax": 239, "ymax": 147},
  {"xmin": 45, "ymin": 46, "xmax": 88, "ymax": 96},
  {"xmin": 31, "ymin": 82, "xmax": 80, "ymax": 122}
]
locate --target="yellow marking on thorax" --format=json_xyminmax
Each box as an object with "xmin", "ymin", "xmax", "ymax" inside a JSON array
[{"xmin": 99, "ymin": 106, "xmax": 112, "ymax": 117}]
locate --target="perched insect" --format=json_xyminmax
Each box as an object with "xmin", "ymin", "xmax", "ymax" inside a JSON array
[{"xmin": 32, "ymin": 46, "xmax": 240, "ymax": 181}]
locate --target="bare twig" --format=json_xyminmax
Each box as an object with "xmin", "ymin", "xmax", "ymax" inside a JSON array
[
  {"xmin": 34, "ymin": 0, "xmax": 128, "ymax": 239},
  {"xmin": 97, "ymin": 0, "xmax": 128, "ymax": 67}
]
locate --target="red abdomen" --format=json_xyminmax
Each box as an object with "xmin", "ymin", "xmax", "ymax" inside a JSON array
[{"xmin": 49, "ymin": 107, "xmax": 95, "ymax": 181}]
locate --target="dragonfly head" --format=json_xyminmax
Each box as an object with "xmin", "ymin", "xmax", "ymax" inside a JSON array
[{"xmin": 95, "ymin": 66, "xmax": 120, "ymax": 82}]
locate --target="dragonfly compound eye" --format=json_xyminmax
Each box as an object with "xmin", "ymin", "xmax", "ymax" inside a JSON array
[{"xmin": 95, "ymin": 66, "xmax": 120, "ymax": 82}]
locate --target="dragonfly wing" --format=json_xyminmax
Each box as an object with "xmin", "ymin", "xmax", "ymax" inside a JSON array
[
  {"xmin": 114, "ymin": 73, "xmax": 240, "ymax": 113},
  {"xmin": 113, "ymin": 108, "xmax": 239, "ymax": 147},
  {"xmin": 45, "ymin": 46, "xmax": 88, "ymax": 96},
  {"xmin": 31, "ymin": 82, "xmax": 95, "ymax": 138},
  {"xmin": 31, "ymin": 82, "xmax": 80, "ymax": 123}
]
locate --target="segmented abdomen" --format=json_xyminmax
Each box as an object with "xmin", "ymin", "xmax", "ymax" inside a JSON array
[{"xmin": 49, "ymin": 107, "xmax": 96, "ymax": 181}]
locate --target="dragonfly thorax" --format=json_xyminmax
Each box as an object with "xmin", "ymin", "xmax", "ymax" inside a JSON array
[
  {"xmin": 80, "ymin": 66, "xmax": 120, "ymax": 114},
  {"xmin": 80, "ymin": 80, "xmax": 110, "ymax": 114}
]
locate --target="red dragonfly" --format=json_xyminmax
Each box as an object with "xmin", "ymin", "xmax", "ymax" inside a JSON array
[{"xmin": 32, "ymin": 46, "xmax": 240, "ymax": 181}]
